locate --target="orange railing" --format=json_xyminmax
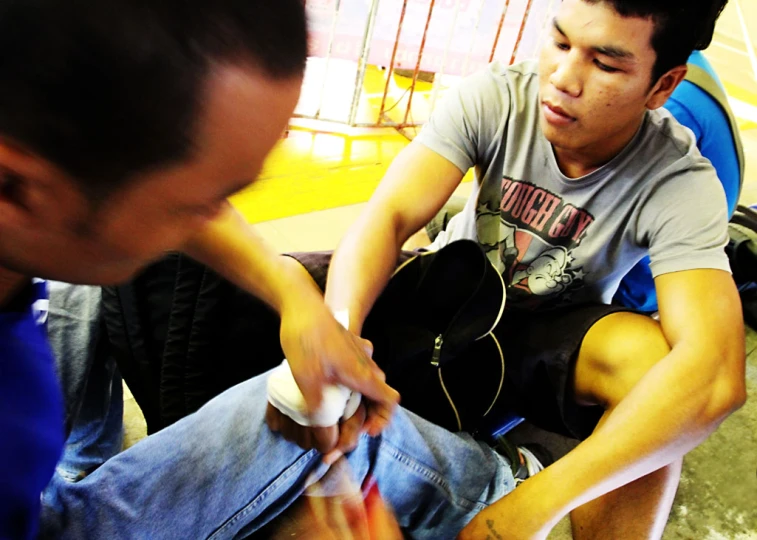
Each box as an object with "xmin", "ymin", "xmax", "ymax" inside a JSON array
[{"xmin": 296, "ymin": 0, "xmax": 558, "ymax": 129}]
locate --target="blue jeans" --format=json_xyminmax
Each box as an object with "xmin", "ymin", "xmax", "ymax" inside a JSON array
[
  {"xmin": 46, "ymin": 282, "xmax": 123, "ymax": 482},
  {"xmin": 40, "ymin": 371, "xmax": 514, "ymax": 539}
]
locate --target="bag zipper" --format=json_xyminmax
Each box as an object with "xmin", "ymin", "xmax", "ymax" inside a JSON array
[{"xmin": 431, "ymin": 334, "xmax": 443, "ymax": 366}]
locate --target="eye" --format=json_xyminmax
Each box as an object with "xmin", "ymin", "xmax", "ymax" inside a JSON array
[
  {"xmin": 194, "ymin": 203, "xmax": 223, "ymax": 219},
  {"xmin": 554, "ymin": 40, "xmax": 570, "ymax": 51},
  {"xmin": 178, "ymin": 202, "xmax": 222, "ymax": 219},
  {"xmin": 594, "ymin": 59, "xmax": 620, "ymax": 73}
]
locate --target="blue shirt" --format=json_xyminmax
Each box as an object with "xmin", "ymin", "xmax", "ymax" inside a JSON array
[
  {"xmin": 665, "ymin": 51, "xmax": 740, "ymax": 214},
  {"xmin": 613, "ymin": 51, "xmax": 741, "ymax": 311},
  {"xmin": 0, "ymin": 280, "xmax": 63, "ymax": 540}
]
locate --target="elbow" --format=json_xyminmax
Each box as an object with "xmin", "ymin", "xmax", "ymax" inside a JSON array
[
  {"xmin": 727, "ymin": 378, "xmax": 748, "ymax": 412},
  {"xmin": 702, "ymin": 367, "xmax": 747, "ymax": 424},
  {"xmin": 722, "ymin": 347, "xmax": 748, "ymax": 413}
]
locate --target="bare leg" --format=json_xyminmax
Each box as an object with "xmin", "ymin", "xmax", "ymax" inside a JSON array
[
  {"xmin": 570, "ymin": 443, "xmax": 682, "ymax": 539},
  {"xmin": 570, "ymin": 312, "xmax": 681, "ymax": 539}
]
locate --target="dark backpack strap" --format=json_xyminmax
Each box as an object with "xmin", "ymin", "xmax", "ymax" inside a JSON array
[
  {"xmin": 101, "ymin": 283, "xmax": 165, "ymax": 434},
  {"xmin": 684, "ymin": 63, "xmax": 745, "ymax": 195},
  {"xmin": 160, "ymin": 255, "xmax": 235, "ymax": 426},
  {"xmin": 728, "ymin": 206, "xmax": 757, "ymax": 285},
  {"xmin": 104, "ymin": 253, "xmax": 285, "ymax": 433}
]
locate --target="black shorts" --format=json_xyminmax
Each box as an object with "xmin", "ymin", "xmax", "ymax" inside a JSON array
[
  {"xmin": 289, "ymin": 251, "xmax": 632, "ymax": 441},
  {"xmin": 490, "ymin": 304, "xmax": 632, "ymax": 440}
]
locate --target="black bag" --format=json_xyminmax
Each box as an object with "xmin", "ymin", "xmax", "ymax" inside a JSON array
[
  {"xmin": 727, "ymin": 205, "xmax": 757, "ymax": 330},
  {"xmin": 103, "ymin": 241, "xmax": 506, "ymax": 435},
  {"xmin": 102, "ymin": 254, "xmax": 283, "ymax": 434},
  {"xmin": 363, "ymin": 240, "xmax": 506, "ymax": 433}
]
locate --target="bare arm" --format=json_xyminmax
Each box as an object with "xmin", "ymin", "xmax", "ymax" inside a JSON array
[
  {"xmin": 461, "ymin": 268, "xmax": 747, "ymax": 538},
  {"xmin": 265, "ymin": 144, "xmax": 467, "ymax": 458},
  {"xmin": 182, "ymin": 203, "xmax": 399, "ymax": 414},
  {"xmin": 183, "ymin": 203, "xmax": 304, "ymax": 312},
  {"xmin": 325, "ymin": 142, "xmax": 466, "ymax": 332}
]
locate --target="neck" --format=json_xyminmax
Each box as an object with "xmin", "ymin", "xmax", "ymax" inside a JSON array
[
  {"xmin": 0, "ymin": 266, "xmax": 30, "ymax": 311},
  {"xmin": 554, "ymin": 117, "xmax": 645, "ymax": 179},
  {"xmin": 553, "ymin": 149, "xmax": 609, "ymax": 178}
]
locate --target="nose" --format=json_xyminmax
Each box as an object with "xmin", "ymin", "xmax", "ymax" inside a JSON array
[{"xmin": 549, "ymin": 50, "xmax": 582, "ymax": 98}]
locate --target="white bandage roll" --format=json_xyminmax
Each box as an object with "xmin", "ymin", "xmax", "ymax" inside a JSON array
[{"xmin": 266, "ymin": 310, "xmax": 362, "ymax": 427}]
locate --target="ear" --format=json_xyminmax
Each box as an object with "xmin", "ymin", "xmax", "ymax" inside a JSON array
[
  {"xmin": 0, "ymin": 140, "xmax": 79, "ymax": 231},
  {"xmin": 0, "ymin": 144, "xmax": 36, "ymax": 230},
  {"xmin": 645, "ymin": 64, "xmax": 688, "ymax": 110}
]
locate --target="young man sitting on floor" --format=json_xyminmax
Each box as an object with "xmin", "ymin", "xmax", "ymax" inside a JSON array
[{"xmin": 267, "ymin": 0, "xmax": 746, "ymax": 538}]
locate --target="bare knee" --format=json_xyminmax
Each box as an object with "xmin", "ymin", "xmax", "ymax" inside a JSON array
[{"xmin": 574, "ymin": 312, "xmax": 671, "ymax": 408}]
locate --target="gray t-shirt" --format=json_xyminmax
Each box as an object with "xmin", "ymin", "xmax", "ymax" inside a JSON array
[{"xmin": 417, "ymin": 60, "xmax": 730, "ymax": 309}]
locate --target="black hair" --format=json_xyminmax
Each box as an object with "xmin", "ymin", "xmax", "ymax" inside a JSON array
[
  {"xmin": 0, "ymin": 0, "xmax": 308, "ymax": 198},
  {"xmin": 585, "ymin": 0, "xmax": 728, "ymax": 82}
]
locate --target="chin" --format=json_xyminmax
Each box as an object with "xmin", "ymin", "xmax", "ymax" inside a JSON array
[{"xmin": 542, "ymin": 129, "xmax": 573, "ymax": 150}]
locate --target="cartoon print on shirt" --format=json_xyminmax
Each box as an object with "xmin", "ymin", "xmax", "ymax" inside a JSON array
[
  {"xmin": 475, "ymin": 177, "xmax": 595, "ymax": 308},
  {"xmin": 475, "ymin": 203, "xmax": 511, "ymax": 271},
  {"xmin": 511, "ymin": 246, "xmax": 573, "ymax": 295}
]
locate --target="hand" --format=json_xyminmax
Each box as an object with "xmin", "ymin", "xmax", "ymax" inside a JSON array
[
  {"xmin": 268, "ymin": 463, "xmax": 402, "ymax": 540},
  {"xmin": 266, "ymin": 401, "xmax": 368, "ymax": 463},
  {"xmin": 278, "ymin": 257, "xmax": 399, "ymax": 435}
]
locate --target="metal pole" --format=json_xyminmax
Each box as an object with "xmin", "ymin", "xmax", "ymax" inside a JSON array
[
  {"xmin": 428, "ymin": 0, "xmax": 462, "ymax": 115},
  {"xmin": 402, "ymin": 0, "xmax": 437, "ymax": 126},
  {"xmin": 509, "ymin": 0, "xmax": 535, "ymax": 65},
  {"xmin": 489, "ymin": 0, "xmax": 511, "ymax": 62},
  {"xmin": 530, "ymin": 0, "xmax": 556, "ymax": 60},
  {"xmin": 460, "ymin": 0, "xmax": 487, "ymax": 77},
  {"xmin": 314, "ymin": 0, "xmax": 343, "ymax": 120},
  {"xmin": 348, "ymin": 0, "xmax": 381, "ymax": 126},
  {"xmin": 378, "ymin": 0, "xmax": 410, "ymax": 125}
]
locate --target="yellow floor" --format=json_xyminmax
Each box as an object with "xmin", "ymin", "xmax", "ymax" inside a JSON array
[
  {"xmin": 229, "ymin": 125, "xmax": 408, "ymax": 224},
  {"xmin": 231, "ymin": 0, "xmax": 757, "ymax": 227},
  {"xmin": 229, "ymin": 62, "xmax": 444, "ymax": 225},
  {"xmin": 232, "ymin": 104, "xmax": 756, "ymax": 238}
]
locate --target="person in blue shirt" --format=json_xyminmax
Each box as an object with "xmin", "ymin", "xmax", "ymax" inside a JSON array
[
  {"xmin": 613, "ymin": 49, "xmax": 744, "ymax": 311},
  {"xmin": 0, "ymin": 1, "xmax": 402, "ymax": 538}
]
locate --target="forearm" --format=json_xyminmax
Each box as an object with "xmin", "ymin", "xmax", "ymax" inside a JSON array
[
  {"xmin": 323, "ymin": 143, "xmax": 465, "ymax": 333},
  {"xmin": 506, "ymin": 343, "xmax": 745, "ymax": 529},
  {"xmin": 325, "ymin": 210, "xmax": 405, "ymax": 334},
  {"xmin": 182, "ymin": 204, "xmax": 319, "ymax": 313}
]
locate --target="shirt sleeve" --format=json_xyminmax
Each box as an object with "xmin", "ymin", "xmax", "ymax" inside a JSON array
[
  {"xmin": 415, "ymin": 63, "xmax": 512, "ymax": 174},
  {"xmin": 641, "ymin": 156, "xmax": 731, "ymax": 277}
]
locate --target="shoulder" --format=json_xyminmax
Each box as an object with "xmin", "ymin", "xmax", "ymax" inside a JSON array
[
  {"xmin": 629, "ymin": 111, "xmax": 724, "ymax": 205},
  {"xmin": 645, "ymin": 108, "xmax": 700, "ymax": 159},
  {"xmin": 633, "ymin": 109, "xmax": 716, "ymax": 184}
]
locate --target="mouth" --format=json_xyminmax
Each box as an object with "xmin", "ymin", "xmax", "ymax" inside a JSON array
[{"xmin": 542, "ymin": 101, "xmax": 577, "ymax": 126}]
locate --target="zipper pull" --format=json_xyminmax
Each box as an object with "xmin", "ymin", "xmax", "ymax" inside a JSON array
[{"xmin": 431, "ymin": 334, "xmax": 443, "ymax": 366}]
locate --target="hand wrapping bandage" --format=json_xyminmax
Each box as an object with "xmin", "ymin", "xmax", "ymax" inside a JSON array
[{"xmin": 266, "ymin": 310, "xmax": 362, "ymax": 427}]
